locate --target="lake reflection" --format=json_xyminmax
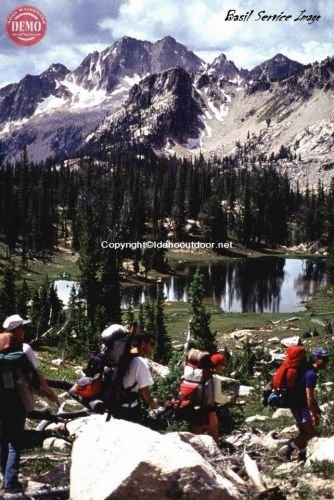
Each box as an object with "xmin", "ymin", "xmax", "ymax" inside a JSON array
[{"xmin": 120, "ymin": 258, "xmax": 327, "ymax": 313}]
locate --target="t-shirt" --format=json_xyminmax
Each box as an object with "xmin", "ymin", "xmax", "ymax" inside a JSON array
[
  {"xmin": 302, "ymin": 367, "xmax": 318, "ymax": 389},
  {"xmin": 123, "ymin": 356, "xmax": 154, "ymax": 393},
  {"xmin": 292, "ymin": 366, "xmax": 318, "ymax": 408},
  {"xmin": 23, "ymin": 343, "xmax": 40, "ymax": 369}
]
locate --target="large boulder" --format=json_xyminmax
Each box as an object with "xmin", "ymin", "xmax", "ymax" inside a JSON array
[
  {"xmin": 245, "ymin": 415, "xmax": 269, "ymax": 423},
  {"xmin": 176, "ymin": 432, "xmax": 221, "ymax": 459},
  {"xmin": 43, "ymin": 437, "xmax": 71, "ymax": 451},
  {"xmin": 272, "ymin": 409, "xmax": 293, "ymax": 420},
  {"xmin": 70, "ymin": 416, "xmax": 241, "ymax": 500},
  {"xmin": 305, "ymin": 436, "xmax": 334, "ymax": 467}
]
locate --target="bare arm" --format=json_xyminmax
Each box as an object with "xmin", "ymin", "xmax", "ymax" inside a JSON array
[
  {"xmin": 306, "ymin": 387, "xmax": 321, "ymax": 424},
  {"xmin": 38, "ymin": 372, "xmax": 60, "ymax": 406},
  {"xmin": 138, "ymin": 386, "xmax": 157, "ymax": 409}
]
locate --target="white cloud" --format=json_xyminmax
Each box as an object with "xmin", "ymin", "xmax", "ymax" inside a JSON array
[
  {"xmin": 99, "ymin": 0, "xmax": 334, "ymax": 68},
  {"xmin": 195, "ymin": 50, "xmax": 222, "ymax": 63},
  {"xmin": 0, "ymin": 0, "xmax": 332, "ymax": 87}
]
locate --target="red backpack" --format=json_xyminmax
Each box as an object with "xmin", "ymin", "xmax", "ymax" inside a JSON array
[
  {"xmin": 272, "ymin": 345, "xmax": 307, "ymax": 390},
  {"xmin": 179, "ymin": 349, "xmax": 214, "ymax": 406}
]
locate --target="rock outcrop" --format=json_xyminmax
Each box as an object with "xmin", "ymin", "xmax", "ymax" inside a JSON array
[{"xmin": 70, "ymin": 416, "xmax": 241, "ymax": 500}]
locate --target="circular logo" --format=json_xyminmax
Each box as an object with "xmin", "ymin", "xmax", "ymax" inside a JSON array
[{"xmin": 6, "ymin": 5, "xmax": 47, "ymax": 46}]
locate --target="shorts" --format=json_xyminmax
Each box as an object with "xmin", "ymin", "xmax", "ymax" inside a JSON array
[{"xmin": 291, "ymin": 406, "xmax": 312, "ymax": 425}]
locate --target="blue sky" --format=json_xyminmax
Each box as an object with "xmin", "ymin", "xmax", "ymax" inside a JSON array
[{"xmin": 0, "ymin": 0, "xmax": 332, "ymax": 87}]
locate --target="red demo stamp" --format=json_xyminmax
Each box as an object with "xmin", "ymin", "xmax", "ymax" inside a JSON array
[{"xmin": 6, "ymin": 5, "xmax": 47, "ymax": 46}]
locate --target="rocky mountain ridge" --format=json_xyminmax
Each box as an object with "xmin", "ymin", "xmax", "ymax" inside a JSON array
[{"xmin": 0, "ymin": 35, "xmax": 333, "ymax": 188}]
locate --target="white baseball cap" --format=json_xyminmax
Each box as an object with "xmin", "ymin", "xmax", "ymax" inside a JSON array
[{"xmin": 3, "ymin": 314, "xmax": 31, "ymax": 331}]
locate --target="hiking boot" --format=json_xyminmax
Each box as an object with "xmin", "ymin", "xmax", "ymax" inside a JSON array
[
  {"xmin": 278, "ymin": 442, "xmax": 293, "ymax": 461},
  {"xmin": 298, "ymin": 450, "xmax": 307, "ymax": 462},
  {"xmin": 4, "ymin": 480, "xmax": 24, "ymax": 493}
]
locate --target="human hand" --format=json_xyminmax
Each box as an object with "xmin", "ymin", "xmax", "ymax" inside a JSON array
[
  {"xmin": 48, "ymin": 391, "xmax": 60, "ymax": 406},
  {"xmin": 149, "ymin": 406, "xmax": 164, "ymax": 417},
  {"xmin": 229, "ymin": 395, "xmax": 238, "ymax": 404},
  {"xmin": 312, "ymin": 413, "xmax": 320, "ymax": 426}
]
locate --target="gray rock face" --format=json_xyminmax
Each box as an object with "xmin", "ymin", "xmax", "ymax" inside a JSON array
[
  {"xmin": 0, "ymin": 37, "xmax": 202, "ymax": 128},
  {"xmin": 98, "ymin": 67, "xmax": 204, "ymax": 148},
  {"xmin": 0, "ymin": 64, "xmax": 70, "ymax": 123},
  {"xmin": 207, "ymin": 54, "xmax": 241, "ymax": 82},
  {"xmin": 249, "ymin": 54, "xmax": 306, "ymax": 82},
  {"xmin": 0, "ymin": 36, "xmax": 204, "ymax": 161},
  {"xmin": 151, "ymin": 36, "xmax": 203, "ymax": 74},
  {"xmin": 72, "ymin": 36, "xmax": 203, "ymax": 93},
  {"xmin": 1, "ymin": 34, "xmax": 334, "ymax": 179},
  {"xmin": 70, "ymin": 416, "xmax": 241, "ymax": 500}
]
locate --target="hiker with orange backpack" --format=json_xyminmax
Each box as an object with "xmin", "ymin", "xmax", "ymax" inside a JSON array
[
  {"xmin": 276, "ymin": 347, "xmax": 329, "ymax": 461},
  {"xmin": 76, "ymin": 325, "xmax": 157, "ymax": 424}
]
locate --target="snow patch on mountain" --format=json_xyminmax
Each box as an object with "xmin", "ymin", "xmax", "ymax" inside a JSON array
[
  {"xmin": 61, "ymin": 76, "xmax": 107, "ymax": 109},
  {"xmin": 123, "ymin": 74, "xmax": 143, "ymax": 87},
  {"xmin": 207, "ymin": 99, "xmax": 229, "ymax": 122},
  {"xmin": 0, "ymin": 118, "xmax": 29, "ymax": 136},
  {"xmin": 35, "ymin": 95, "xmax": 68, "ymax": 115}
]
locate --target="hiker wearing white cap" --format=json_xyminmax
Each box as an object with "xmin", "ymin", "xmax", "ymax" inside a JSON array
[
  {"xmin": 1, "ymin": 315, "xmax": 59, "ymax": 404},
  {"xmin": 2, "ymin": 314, "xmax": 31, "ymax": 331},
  {"xmin": 0, "ymin": 315, "xmax": 59, "ymax": 494}
]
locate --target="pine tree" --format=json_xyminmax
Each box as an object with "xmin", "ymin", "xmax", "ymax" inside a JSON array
[
  {"xmin": 31, "ymin": 277, "xmax": 51, "ymax": 336},
  {"xmin": 138, "ymin": 303, "xmax": 145, "ymax": 330},
  {"xmin": 16, "ymin": 280, "xmax": 30, "ymax": 318},
  {"xmin": 30, "ymin": 289, "xmax": 41, "ymax": 331},
  {"xmin": 241, "ymin": 175, "xmax": 253, "ymax": 245},
  {"xmin": 100, "ymin": 249, "xmax": 121, "ymax": 326},
  {"xmin": 153, "ymin": 287, "xmax": 172, "ymax": 364},
  {"xmin": 172, "ymin": 166, "xmax": 186, "ymax": 240},
  {"xmin": 188, "ymin": 270, "xmax": 217, "ymax": 352},
  {"xmin": 49, "ymin": 283, "xmax": 64, "ymax": 326},
  {"xmin": 199, "ymin": 195, "xmax": 227, "ymax": 246},
  {"xmin": 0, "ymin": 258, "xmax": 17, "ymax": 318},
  {"xmin": 77, "ymin": 192, "xmax": 101, "ymax": 323},
  {"xmin": 125, "ymin": 300, "xmax": 135, "ymax": 326},
  {"xmin": 144, "ymin": 300, "xmax": 155, "ymax": 332}
]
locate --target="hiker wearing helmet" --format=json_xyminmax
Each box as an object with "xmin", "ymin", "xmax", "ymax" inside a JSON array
[{"xmin": 279, "ymin": 347, "xmax": 329, "ymax": 461}]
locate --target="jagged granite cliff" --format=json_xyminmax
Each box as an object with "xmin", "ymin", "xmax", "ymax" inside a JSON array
[{"xmin": 0, "ymin": 35, "xmax": 333, "ymax": 187}]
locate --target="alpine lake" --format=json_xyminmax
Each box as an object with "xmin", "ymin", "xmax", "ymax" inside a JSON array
[{"xmin": 54, "ymin": 257, "xmax": 327, "ymax": 313}]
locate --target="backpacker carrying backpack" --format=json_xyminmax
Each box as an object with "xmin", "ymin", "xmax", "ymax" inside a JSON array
[
  {"xmin": 267, "ymin": 345, "xmax": 307, "ymax": 408},
  {"xmin": 167, "ymin": 350, "xmax": 214, "ymax": 421},
  {"xmin": 179, "ymin": 349, "xmax": 214, "ymax": 407},
  {"xmin": 0, "ymin": 334, "xmax": 40, "ymax": 413},
  {"xmin": 70, "ymin": 324, "xmax": 137, "ymax": 413}
]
